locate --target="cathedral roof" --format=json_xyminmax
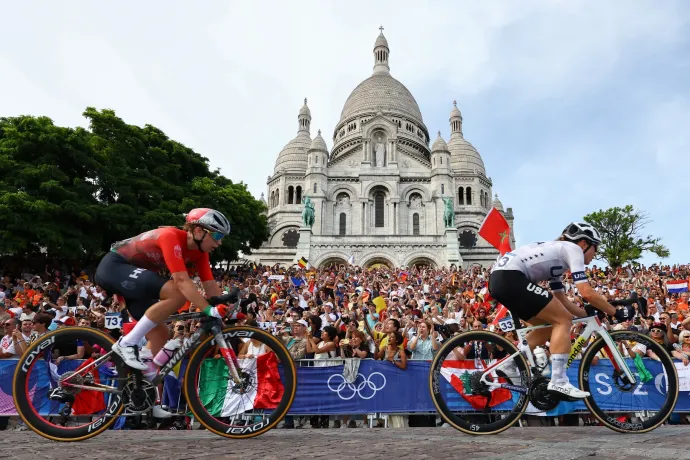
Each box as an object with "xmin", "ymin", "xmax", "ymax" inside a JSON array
[
  {"xmin": 492, "ymin": 193, "xmax": 504, "ymax": 212},
  {"xmin": 337, "ymin": 29, "xmax": 426, "ymax": 131},
  {"xmin": 431, "ymin": 132, "xmax": 449, "ymax": 152},
  {"xmin": 274, "ymin": 99, "xmax": 312, "ymax": 173},
  {"xmin": 447, "ymin": 102, "xmax": 485, "ymax": 175},
  {"xmin": 309, "ymin": 130, "xmax": 328, "ymax": 153}
]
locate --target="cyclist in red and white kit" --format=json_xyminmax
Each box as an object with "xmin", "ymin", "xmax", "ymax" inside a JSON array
[
  {"xmin": 488, "ymin": 222, "xmax": 634, "ymax": 399},
  {"xmin": 95, "ymin": 208, "xmax": 233, "ymax": 371}
]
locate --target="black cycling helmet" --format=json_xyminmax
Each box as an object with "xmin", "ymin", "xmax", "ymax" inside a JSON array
[{"xmin": 560, "ymin": 222, "xmax": 602, "ymax": 245}]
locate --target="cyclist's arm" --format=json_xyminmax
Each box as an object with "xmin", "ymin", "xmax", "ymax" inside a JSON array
[
  {"xmin": 552, "ymin": 290, "xmax": 586, "ymax": 318},
  {"xmin": 576, "ymin": 282, "xmax": 616, "ymax": 316},
  {"xmin": 170, "ymin": 271, "xmax": 212, "ymax": 309},
  {"xmin": 561, "ymin": 244, "xmax": 616, "ymax": 316}
]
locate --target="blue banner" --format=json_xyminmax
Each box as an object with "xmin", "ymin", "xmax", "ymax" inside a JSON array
[{"xmin": 2, "ymin": 359, "xmax": 689, "ymax": 416}]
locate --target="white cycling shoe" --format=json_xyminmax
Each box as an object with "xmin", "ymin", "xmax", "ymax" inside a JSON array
[
  {"xmin": 547, "ymin": 380, "xmax": 590, "ymax": 399},
  {"xmin": 111, "ymin": 338, "xmax": 148, "ymax": 371},
  {"xmin": 152, "ymin": 405, "xmax": 174, "ymax": 419}
]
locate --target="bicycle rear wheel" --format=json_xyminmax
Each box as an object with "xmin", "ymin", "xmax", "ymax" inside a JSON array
[
  {"xmin": 579, "ymin": 330, "xmax": 679, "ymax": 433},
  {"xmin": 12, "ymin": 327, "xmax": 126, "ymax": 441},
  {"xmin": 429, "ymin": 331, "xmax": 531, "ymax": 435},
  {"xmin": 183, "ymin": 326, "xmax": 297, "ymax": 438}
]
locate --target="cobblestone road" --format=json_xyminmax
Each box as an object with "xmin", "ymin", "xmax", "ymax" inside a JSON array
[{"xmin": 1, "ymin": 426, "xmax": 687, "ymax": 460}]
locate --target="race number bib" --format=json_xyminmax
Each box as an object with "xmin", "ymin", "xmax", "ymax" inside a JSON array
[
  {"xmin": 105, "ymin": 312, "xmax": 122, "ymax": 329},
  {"xmin": 498, "ymin": 317, "xmax": 516, "ymax": 332}
]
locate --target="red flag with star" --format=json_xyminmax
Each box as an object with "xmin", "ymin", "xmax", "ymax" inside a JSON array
[{"xmin": 479, "ymin": 207, "xmax": 512, "ymax": 256}]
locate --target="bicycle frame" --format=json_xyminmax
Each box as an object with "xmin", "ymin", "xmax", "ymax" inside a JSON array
[
  {"xmin": 61, "ymin": 310, "xmax": 245, "ymax": 395},
  {"xmin": 481, "ymin": 316, "xmax": 636, "ymax": 391}
]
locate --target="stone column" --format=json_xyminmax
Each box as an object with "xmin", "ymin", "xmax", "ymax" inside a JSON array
[
  {"xmin": 362, "ymin": 139, "xmax": 371, "ymax": 165},
  {"xmin": 444, "ymin": 227, "xmax": 462, "ymax": 266},
  {"xmin": 295, "ymin": 227, "xmax": 312, "ymax": 264}
]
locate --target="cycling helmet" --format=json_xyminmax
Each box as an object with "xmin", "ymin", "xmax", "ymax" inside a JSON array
[
  {"xmin": 560, "ymin": 222, "xmax": 602, "ymax": 245},
  {"xmin": 186, "ymin": 208, "xmax": 231, "ymax": 236}
]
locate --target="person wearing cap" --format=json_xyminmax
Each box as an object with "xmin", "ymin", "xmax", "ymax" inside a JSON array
[{"xmin": 320, "ymin": 302, "xmax": 337, "ymax": 327}]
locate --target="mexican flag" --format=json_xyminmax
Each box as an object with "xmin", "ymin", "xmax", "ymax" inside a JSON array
[
  {"xmin": 198, "ymin": 352, "xmax": 284, "ymax": 417},
  {"xmin": 440, "ymin": 359, "xmax": 512, "ymax": 410}
]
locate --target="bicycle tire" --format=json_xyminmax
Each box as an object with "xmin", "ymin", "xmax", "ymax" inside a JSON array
[
  {"xmin": 12, "ymin": 327, "xmax": 126, "ymax": 441},
  {"xmin": 183, "ymin": 325, "xmax": 297, "ymax": 438},
  {"xmin": 429, "ymin": 331, "xmax": 531, "ymax": 435},
  {"xmin": 579, "ymin": 330, "xmax": 679, "ymax": 433}
]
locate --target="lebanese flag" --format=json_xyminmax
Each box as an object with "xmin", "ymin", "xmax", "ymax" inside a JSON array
[
  {"xmin": 219, "ymin": 352, "xmax": 284, "ymax": 416},
  {"xmin": 71, "ymin": 358, "xmax": 107, "ymax": 415},
  {"xmin": 440, "ymin": 359, "xmax": 512, "ymax": 410},
  {"xmin": 479, "ymin": 207, "xmax": 512, "ymax": 256},
  {"xmin": 667, "ymin": 280, "xmax": 689, "ymax": 294}
]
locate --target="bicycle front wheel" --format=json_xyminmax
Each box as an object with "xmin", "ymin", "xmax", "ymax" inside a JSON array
[
  {"xmin": 12, "ymin": 327, "xmax": 126, "ymax": 441},
  {"xmin": 430, "ymin": 331, "xmax": 531, "ymax": 435},
  {"xmin": 579, "ymin": 330, "xmax": 679, "ymax": 433},
  {"xmin": 183, "ymin": 326, "xmax": 297, "ymax": 438}
]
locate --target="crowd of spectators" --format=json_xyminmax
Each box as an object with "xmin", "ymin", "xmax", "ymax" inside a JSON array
[{"xmin": 1, "ymin": 261, "xmax": 689, "ymax": 429}]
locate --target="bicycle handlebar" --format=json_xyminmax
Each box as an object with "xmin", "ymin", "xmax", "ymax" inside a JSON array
[
  {"xmin": 207, "ymin": 288, "xmax": 240, "ymax": 306},
  {"xmin": 583, "ymin": 290, "xmax": 648, "ymax": 320}
]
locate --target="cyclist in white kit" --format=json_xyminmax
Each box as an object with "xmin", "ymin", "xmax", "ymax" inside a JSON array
[{"xmin": 488, "ymin": 222, "xmax": 633, "ymax": 399}]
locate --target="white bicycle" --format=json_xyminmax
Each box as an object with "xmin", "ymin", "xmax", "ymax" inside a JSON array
[{"xmin": 430, "ymin": 298, "xmax": 679, "ymax": 434}]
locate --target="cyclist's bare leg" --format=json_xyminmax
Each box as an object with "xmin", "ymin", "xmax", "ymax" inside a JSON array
[
  {"xmin": 119, "ymin": 281, "xmax": 186, "ymax": 348},
  {"xmin": 529, "ymin": 298, "xmax": 571, "ymax": 355},
  {"xmin": 145, "ymin": 324, "xmax": 172, "ymax": 356},
  {"xmin": 523, "ymin": 318, "xmax": 552, "ymax": 350}
]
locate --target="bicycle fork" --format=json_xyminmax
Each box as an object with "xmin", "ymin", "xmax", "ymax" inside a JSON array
[{"xmin": 210, "ymin": 324, "xmax": 243, "ymax": 386}]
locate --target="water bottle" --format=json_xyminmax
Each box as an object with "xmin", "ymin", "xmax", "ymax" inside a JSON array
[
  {"xmin": 534, "ymin": 346, "xmax": 549, "ymax": 375},
  {"xmin": 153, "ymin": 338, "xmax": 182, "ymax": 367}
]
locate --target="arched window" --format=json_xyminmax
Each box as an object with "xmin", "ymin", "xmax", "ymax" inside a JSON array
[
  {"xmin": 276, "ymin": 189, "xmax": 280, "ymax": 206},
  {"xmin": 441, "ymin": 184, "xmax": 445, "ymax": 194},
  {"xmin": 270, "ymin": 191, "xmax": 275, "ymax": 208},
  {"xmin": 339, "ymin": 213, "xmax": 346, "ymax": 236},
  {"xmin": 480, "ymin": 191, "xmax": 485, "ymax": 208},
  {"xmin": 440, "ymin": 156, "xmax": 443, "ymax": 165},
  {"xmin": 313, "ymin": 183, "xmax": 317, "ymax": 193},
  {"xmin": 458, "ymin": 187, "xmax": 464, "ymax": 205},
  {"xmin": 484, "ymin": 191, "xmax": 489, "ymax": 208},
  {"xmin": 288, "ymin": 186, "xmax": 294, "ymax": 204},
  {"xmin": 466, "ymin": 187, "xmax": 472, "ymax": 205},
  {"xmin": 413, "ymin": 213, "xmax": 420, "ymax": 235},
  {"xmin": 374, "ymin": 192, "xmax": 385, "ymax": 228},
  {"xmin": 296, "ymin": 186, "xmax": 302, "ymax": 204}
]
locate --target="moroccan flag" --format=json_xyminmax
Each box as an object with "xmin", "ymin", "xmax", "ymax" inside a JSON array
[
  {"xmin": 71, "ymin": 358, "xmax": 107, "ymax": 415},
  {"xmin": 372, "ymin": 296, "xmax": 387, "ymax": 315},
  {"xmin": 440, "ymin": 359, "xmax": 512, "ymax": 411},
  {"xmin": 479, "ymin": 207, "xmax": 512, "ymax": 255},
  {"xmin": 198, "ymin": 352, "xmax": 284, "ymax": 417},
  {"xmin": 491, "ymin": 305, "xmax": 509, "ymax": 325}
]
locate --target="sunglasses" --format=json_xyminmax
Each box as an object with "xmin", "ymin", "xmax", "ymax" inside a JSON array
[
  {"xmin": 203, "ymin": 228, "xmax": 225, "ymax": 242},
  {"xmin": 650, "ymin": 328, "xmax": 664, "ymax": 334}
]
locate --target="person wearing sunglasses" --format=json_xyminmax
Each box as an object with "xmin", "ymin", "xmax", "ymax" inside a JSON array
[{"xmin": 94, "ymin": 208, "xmax": 232, "ymax": 372}]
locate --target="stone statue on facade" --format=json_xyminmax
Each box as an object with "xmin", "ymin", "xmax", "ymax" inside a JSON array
[
  {"xmin": 301, "ymin": 195, "xmax": 315, "ymax": 228},
  {"xmin": 374, "ymin": 135, "xmax": 385, "ymax": 167},
  {"xmin": 442, "ymin": 196, "xmax": 454, "ymax": 228}
]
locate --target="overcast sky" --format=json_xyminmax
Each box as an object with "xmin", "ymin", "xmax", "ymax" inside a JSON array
[{"xmin": 3, "ymin": 1, "xmax": 689, "ymax": 265}]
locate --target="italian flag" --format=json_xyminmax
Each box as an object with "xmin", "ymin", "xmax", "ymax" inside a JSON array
[
  {"xmin": 440, "ymin": 359, "xmax": 512, "ymax": 410},
  {"xmin": 198, "ymin": 352, "xmax": 284, "ymax": 416}
]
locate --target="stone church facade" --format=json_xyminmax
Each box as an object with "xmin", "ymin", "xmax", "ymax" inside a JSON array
[{"xmin": 249, "ymin": 29, "xmax": 516, "ymax": 269}]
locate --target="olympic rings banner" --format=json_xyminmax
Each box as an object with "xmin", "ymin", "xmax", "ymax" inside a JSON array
[{"xmin": 2, "ymin": 359, "xmax": 690, "ymax": 416}]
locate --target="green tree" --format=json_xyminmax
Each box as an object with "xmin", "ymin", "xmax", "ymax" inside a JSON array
[
  {"xmin": 0, "ymin": 109, "xmax": 269, "ymax": 268},
  {"xmin": 583, "ymin": 205, "xmax": 669, "ymax": 268},
  {"xmin": 0, "ymin": 115, "xmax": 103, "ymax": 263}
]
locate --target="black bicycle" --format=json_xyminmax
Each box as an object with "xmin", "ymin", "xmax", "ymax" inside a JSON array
[{"xmin": 13, "ymin": 292, "xmax": 297, "ymax": 442}]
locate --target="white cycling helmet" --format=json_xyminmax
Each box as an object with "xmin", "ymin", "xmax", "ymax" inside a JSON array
[{"xmin": 560, "ymin": 222, "xmax": 602, "ymax": 245}]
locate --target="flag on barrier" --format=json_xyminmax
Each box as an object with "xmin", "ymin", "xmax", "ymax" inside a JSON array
[
  {"xmin": 199, "ymin": 352, "xmax": 284, "ymax": 417},
  {"xmin": 440, "ymin": 359, "xmax": 512, "ymax": 410}
]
